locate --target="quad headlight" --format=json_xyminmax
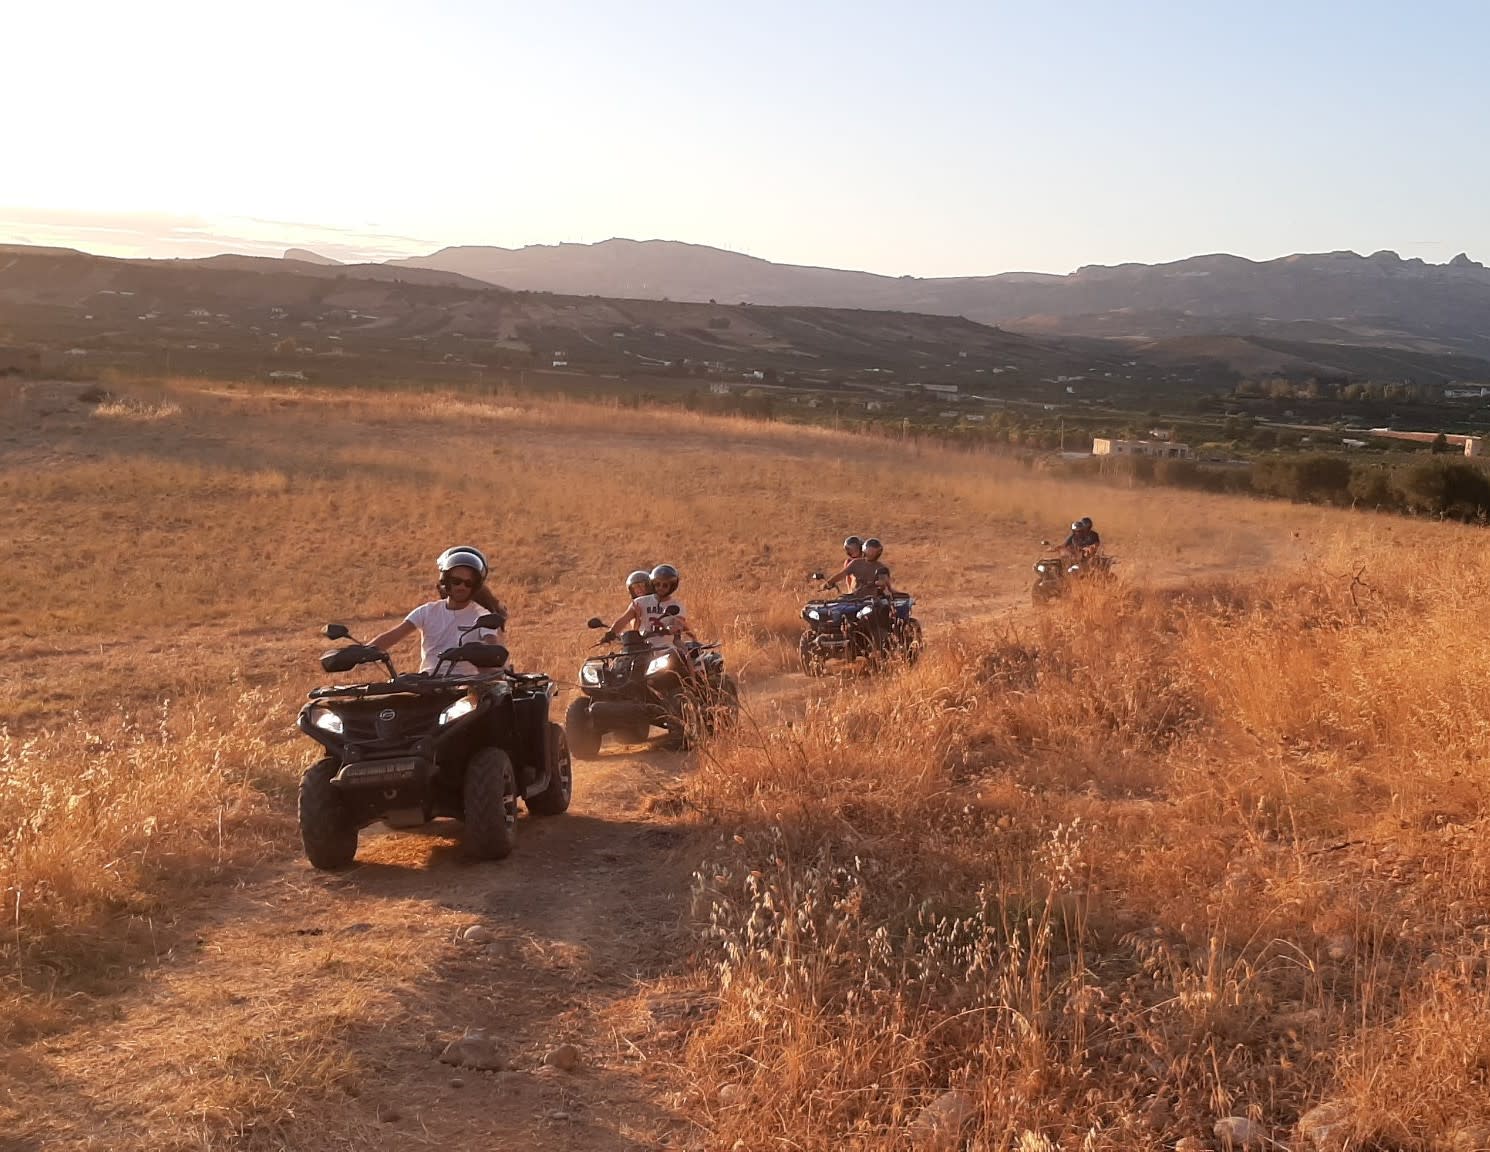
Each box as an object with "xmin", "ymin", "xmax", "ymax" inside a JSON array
[
  {"xmin": 438, "ymin": 696, "xmax": 478, "ymax": 726},
  {"xmin": 856, "ymin": 604, "xmax": 875, "ymax": 619},
  {"xmin": 313, "ymin": 709, "xmax": 344, "ymax": 735},
  {"xmin": 1035, "ymin": 563, "xmax": 1049, "ymax": 573},
  {"xmin": 646, "ymin": 653, "xmax": 676, "ymax": 677},
  {"xmin": 805, "ymin": 608, "xmax": 821, "ymax": 621},
  {"xmin": 581, "ymin": 663, "xmax": 603, "ymax": 685}
]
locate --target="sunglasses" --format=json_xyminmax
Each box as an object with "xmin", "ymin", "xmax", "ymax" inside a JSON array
[{"xmin": 444, "ymin": 576, "xmax": 476, "ymax": 588}]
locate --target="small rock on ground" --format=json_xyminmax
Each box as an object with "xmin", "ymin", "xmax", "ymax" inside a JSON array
[
  {"xmin": 543, "ymin": 1043, "xmax": 581, "ymax": 1072},
  {"xmin": 1214, "ymin": 1116, "xmax": 1263, "ymax": 1149},
  {"xmin": 438, "ymin": 1028, "xmax": 509, "ymax": 1071},
  {"xmin": 459, "ymin": 924, "xmax": 495, "ymax": 944},
  {"xmin": 1298, "ymin": 1100, "xmax": 1354, "ymax": 1150},
  {"xmin": 907, "ymin": 1089, "xmax": 975, "ymax": 1151}
]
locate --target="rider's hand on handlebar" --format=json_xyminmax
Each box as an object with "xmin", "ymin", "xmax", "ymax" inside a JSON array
[{"xmin": 601, "ymin": 630, "xmax": 617, "ymax": 643}]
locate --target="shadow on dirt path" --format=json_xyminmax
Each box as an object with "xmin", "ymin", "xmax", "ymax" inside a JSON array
[{"xmin": 2, "ymin": 742, "xmax": 703, "ymax": 1151}]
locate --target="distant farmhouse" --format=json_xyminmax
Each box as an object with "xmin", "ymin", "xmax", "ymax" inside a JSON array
[{"xmin": 1093, "ymin": 437, "xmax": 1192, "ymax": 460}]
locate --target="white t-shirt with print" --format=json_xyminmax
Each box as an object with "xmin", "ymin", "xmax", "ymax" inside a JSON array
[
  {"xmin": 630, "ymin": 594, "xmax": 689, "ymax": 648},
  {"xmin": 405, "ymin": 601, "xmax": 505, "ymax": 674}
]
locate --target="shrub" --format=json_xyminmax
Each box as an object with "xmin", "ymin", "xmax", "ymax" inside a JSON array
[{"xmin": 1392, "ymin": 459, "xmax": 1490, "ymax": 519}]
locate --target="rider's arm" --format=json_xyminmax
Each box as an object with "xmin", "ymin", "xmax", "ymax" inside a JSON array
[
  {"xmin": 367, "ymin": 619, "xmax": 416, "ymax": 651},
  {"xmin": 608, "ymin": 602, "xmax": 640, "ymax": 636},
  {"xmin": 822, "ymin": 559, "xmax": 851, "ymax": 590}
]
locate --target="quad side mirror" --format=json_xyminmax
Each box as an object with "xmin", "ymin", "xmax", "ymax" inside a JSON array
[
  {"xmin": 322, "ymin": 623, "xmax": 350, "ymax": 641},
  {"xmin": 476, "ymin": 612, "xmax": 505, "ymax": 630},
  {"xmin": 663, "ymin": 604, "xmax": 681, "ymax": 616},
  {"xmin": 809, "ymin": 571, "xmax": 825, "ymax": 581},
  {"xmin": 586, "ymin": 617, "xmax": 606, "ymax": 629}
]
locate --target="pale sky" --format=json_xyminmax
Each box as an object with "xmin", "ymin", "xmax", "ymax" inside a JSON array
[{"xmin": 3, "ymin": 0, "xmax": 1486, "ymax": 276}]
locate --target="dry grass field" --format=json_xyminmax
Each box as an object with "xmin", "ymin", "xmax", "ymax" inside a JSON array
[{"xmin": 1, "ymin": 374, "xmax": 1485, "ymax": 1150}]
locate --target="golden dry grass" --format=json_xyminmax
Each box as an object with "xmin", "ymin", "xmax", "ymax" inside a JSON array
[
  {"xmin": 680, "ymin": 530, "xmax": 1490, "ymax": 1150},
  {"xmin": 3, "ymin": 374, "xmax": 1481, "ymax": 1148}
]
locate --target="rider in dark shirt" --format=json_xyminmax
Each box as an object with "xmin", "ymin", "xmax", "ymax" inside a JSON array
[{"xmin": 1062, "ymin": 518, "xmax": 1101, "ymax": 558}]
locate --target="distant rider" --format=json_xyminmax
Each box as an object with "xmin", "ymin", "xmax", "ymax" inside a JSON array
[
  {"xmin": 1062, "ymin": 517, "xmax": 1101, "ymax": 560},
  {"xmin": 366, "ymin": 548, "xmax": 506, "ymax": 675},
  {"xmin": 824, "ymin": 535, "xmax": 891, "ymax": 596},
  {"xmin": 608, "ymin": 564, "xmax": 694, "ymax": 651}
]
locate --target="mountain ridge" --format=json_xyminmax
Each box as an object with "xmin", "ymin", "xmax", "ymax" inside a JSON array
[{"xmin": 373, "ymin": 238, "xmax": 1490, "ymax": 357}]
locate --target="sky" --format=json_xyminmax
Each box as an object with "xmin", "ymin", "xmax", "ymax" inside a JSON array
[{"xmin": 3, "ymin": 0, "xmax": 1487, "ymax": 277}]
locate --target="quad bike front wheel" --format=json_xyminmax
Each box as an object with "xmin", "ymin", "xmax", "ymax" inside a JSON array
[
  {"xmin": 564, "ymin": 697, "xmax": 602, "ymax": 760},
  {"xmin": 527, "ymin": 723, "xmax": 573, "ymax": 817},
  {"xmin": 463, "ymin": 747, "xmax": 518, "ymax": 860},
  {"xmin": 798, "ymin": 631, "xmax": 827, "ymax": 677},
  {"xmin": 299, "ymin": 757, "xmax": 358, "ymax": 870}
]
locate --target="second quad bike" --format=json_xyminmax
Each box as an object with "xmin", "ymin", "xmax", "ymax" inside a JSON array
[
  {"xmin": 295, "ymin": 615, "xmax": 571, "ymax": 870},
  {"xmin": 564, "ymin": 607, "xmax": 739, "ymax": 758},
  {"xmin": 799, "ymin": 577, "xmax": 923, "ymax": 676}
]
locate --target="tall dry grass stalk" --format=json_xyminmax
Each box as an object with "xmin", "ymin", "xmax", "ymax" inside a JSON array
[{"xmin": 681, "ymin": 535, "xmax": 1490, "ymax": 1150}]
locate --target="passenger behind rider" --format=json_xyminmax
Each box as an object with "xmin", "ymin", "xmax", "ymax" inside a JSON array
[
  {"xmin": 822, "ymin": 536, "xmax": 888, "ymax": 599},
  {"xmin": 367, "ymin": 548, "xmax": 507, "ymax": 675},
  {"xmin": 607, "ymin": 564, "xmax": 694, "ymax": 652},
  {"xmin": 1062, "ymin": 517, "xmax": 1102, "ymax": 559},
  {"xmin": 824, "ymin": 534, "xmax": 891, "ymax": 596}
]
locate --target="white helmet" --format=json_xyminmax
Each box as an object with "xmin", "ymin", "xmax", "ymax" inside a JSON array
[{"xmin": 437, "ymin": 546, "xmax": 488, "ymax": 587}]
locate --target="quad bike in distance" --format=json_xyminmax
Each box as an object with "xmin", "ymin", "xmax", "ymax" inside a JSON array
[
  {"xmin": 295, "ymin": 615, "xmax": 571, "ymax": 870},
  {"xmin": 1031, "ymin": 545, "xmax": 1116, "ymax": 605},
  {"xmin": 799, "ymin": 574, "xmax": 923, "ymax": 676},
  {"xmin": 564, "ymin": 607, "xmax": 739, "ymax": 758}
]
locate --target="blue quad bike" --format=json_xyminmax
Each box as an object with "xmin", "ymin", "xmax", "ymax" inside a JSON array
[{"xmin": 798, "ymin": 577, "xmax": 923, "ymax": 677}]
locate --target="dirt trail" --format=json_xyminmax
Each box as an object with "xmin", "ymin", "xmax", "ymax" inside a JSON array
[{"xmin": 4, "ymin": 549, "xmax": 1285, "ymax": 1151}]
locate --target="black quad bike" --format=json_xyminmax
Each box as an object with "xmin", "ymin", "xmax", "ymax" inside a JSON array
[
  {"xmin": 564, "ymin": 607, "xmax": 739, "ymax": 758},
  {"xmin": 295, "ymin": 614, "xmax": 571, "ymax": 870},
  {"xmin": 1031, "ymin": 546, "xmax": 1116, "ymax": 606},
  {"xmin": 799, "ymin": 574, "xmax": 923, "ymax": 676}
]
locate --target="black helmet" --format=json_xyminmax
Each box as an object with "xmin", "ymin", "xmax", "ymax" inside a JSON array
[
  {"xmin": 650, "ymin": 563, "xmax": 680, "ymax": 592},
  {"xmin": 1070, "ymin": 521, "xmax": 1084, "ymax": 533},
  {"xmin": 1079, "ymin": 517, "xmax": 1093, "ymax": 530},
  {"xmin": 864, "ymin": 537, "xmax": 883, "ymax": 557},
  {"xmin": 843, "ymin": 535, "xmax": 863, "ymax": 555},
  {"xmin": 437, "ymin": 546, "xmax": 487, "ymax": 587}
]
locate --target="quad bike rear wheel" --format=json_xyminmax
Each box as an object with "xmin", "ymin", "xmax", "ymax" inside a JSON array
[
  {"xmin": 564, "ymin": 697, "xmax": 602, "ymax": 759},
  {"xmin": 463, "ymin": 747, "xmax": 518, "ymax": 860},
  {"xmin": 527, "ymin": 723, "xmax": 573, "ymax": 816},
  {"xmin": 299, "ymin": 757, "xmax": 358, "ymax": 870},
  {"xmin": 894, "ymin": 619, "xmax": 924, "ymax": 666},
  {"xmin": 709, "ymin": 675, "xmax": 741, "ymax": 734}
]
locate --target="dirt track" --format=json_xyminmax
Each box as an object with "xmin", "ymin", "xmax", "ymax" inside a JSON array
[{"xmin": 5, "ymin": 662, "xmax": 833, "ymax": 1151}]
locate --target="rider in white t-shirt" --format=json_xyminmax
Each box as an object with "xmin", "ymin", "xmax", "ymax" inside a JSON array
[
  {"xmin": 607, "ymin": 563, "xmax": 692, "ymax": 650},
  {"xmin": 368, "ymin": 549, "xmax": 506, "ymax": 675}
]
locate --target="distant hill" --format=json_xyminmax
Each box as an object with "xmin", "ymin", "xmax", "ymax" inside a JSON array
[
  {"xmin": 3, "ymin": 243, "xmax": 1486, "ymax": 405},
  {"xmin": 284, "ymin": 247, "xmax": 341, "ymax": 266},
  {"xmin": 389, "ymin": 239, "xmax": 1490, "ymax": 358}
]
